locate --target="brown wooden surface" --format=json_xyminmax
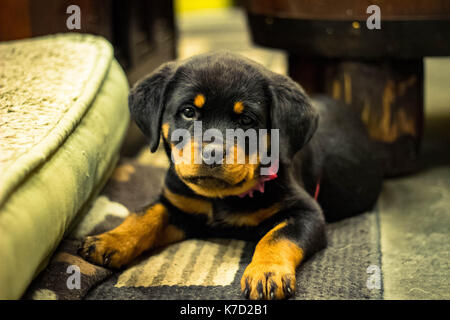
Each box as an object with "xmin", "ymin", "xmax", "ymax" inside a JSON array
[
  {"xmin": 0, "ymin": 0, "xmax": 114, "ymax": 42},
  {"xmin": 247, "ymin": 14, "xmax": 450, "ymax": 59},
  {"xmin": 289, "ymin": 56, "xmax": 423, "ymax": 176},
  {"xmin": 245, "ymin": 0, "xmax": 450, "ymax": 20},
  {"xmin": 326, "ymin": 60, "xmax": 423, "ymax": 142},
  {"xmin": 29, "ymin": 0, "xmax": 113, "ymax": 41},
  {"xmin": 0, "ymin": 0, "xmax": 32, "ymax": 41}
]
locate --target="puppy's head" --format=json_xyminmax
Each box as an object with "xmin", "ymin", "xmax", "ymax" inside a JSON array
[{"xmin": 129, "ymin": 52, "xmax": 318, "ymax": 198}]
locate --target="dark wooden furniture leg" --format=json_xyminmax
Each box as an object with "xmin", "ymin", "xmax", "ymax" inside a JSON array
[{"xmin": 289, "ymin": 56, "xmax": 423, "ymax": 176}]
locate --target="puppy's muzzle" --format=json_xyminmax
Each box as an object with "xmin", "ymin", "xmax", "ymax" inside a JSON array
[{"xmin": 201, "ymin": 143, "xmax": 223, "ymax": 168}]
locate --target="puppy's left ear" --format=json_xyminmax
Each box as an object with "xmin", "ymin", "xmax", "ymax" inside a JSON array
[
  {"xmin": 269, "ymin": 73, "xmax": 319, "ymax": 163},
  {"xmin": 129, "ymin": 61, "xmax": 177, "ymax": 152}
]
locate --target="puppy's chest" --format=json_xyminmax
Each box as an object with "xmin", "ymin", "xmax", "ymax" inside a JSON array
[{"xmin": 209, "ymin": 198, "xmax": 282, "ymax": 228}]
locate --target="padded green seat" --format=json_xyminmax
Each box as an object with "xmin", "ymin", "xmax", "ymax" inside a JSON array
[{"xmin": 0, "ymin": 34, "xmax": 129, "ymax": 299}]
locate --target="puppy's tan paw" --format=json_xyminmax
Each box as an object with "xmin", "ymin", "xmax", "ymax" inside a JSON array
[
  {"xmin": 241, "ymin": 262, "xmax": 296, "ymax": 300},
  {"xmin": 78, "ymin": 233, "xmax": 136, "ymax": 269}
]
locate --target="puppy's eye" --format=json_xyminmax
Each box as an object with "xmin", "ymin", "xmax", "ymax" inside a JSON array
[
  {"xmin": 239, "ymin": 115, "xmax": 255, "ymax": 126},
  {"xmin": 181, "ymin": 106, "xmax": 197, "ymax": 120}
]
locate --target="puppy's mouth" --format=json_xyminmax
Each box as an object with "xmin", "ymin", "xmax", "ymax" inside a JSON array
[
  {"xmin": 172, "ymin": 139, "xmax": 262, "ymax": 197},
  {"xmin": 182, "ymin": 175, "xmax": 246, "ymax": 189},
  {"xmin": 175, "ymin": 163, "xmax": 261, "ymax": 198}
]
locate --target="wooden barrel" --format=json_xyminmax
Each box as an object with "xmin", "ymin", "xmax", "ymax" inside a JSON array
[{"xmin": 245, "ymin": 0, "xmax": 450, "ymax": 176}]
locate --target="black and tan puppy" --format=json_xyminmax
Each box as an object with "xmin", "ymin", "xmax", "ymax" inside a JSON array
[{"xmin": 79, "ymin": 51, "xmax": 384, "ymax": 299}]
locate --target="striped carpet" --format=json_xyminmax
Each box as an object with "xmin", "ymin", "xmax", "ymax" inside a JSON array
[
  {"xmin": 84, "ymin": 212, "xmax": 382, "ymax": 300},
  {"xmin": 115, "ymin": 239, "xmax": 246, "ymax": 288}
]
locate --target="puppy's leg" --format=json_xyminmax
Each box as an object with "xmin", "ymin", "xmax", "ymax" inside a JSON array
[
  {"xmin": 241, "ymin": 207, "xmax": 326, "ymax": 300},
  {"xmin": 79, "ymin": 202, "xmax": 184, "ymax": 268}
]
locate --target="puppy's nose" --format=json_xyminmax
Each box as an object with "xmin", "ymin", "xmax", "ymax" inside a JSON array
[{"xmin": 202, "ymin": 144, "xmax": 223, "ymax": 167}]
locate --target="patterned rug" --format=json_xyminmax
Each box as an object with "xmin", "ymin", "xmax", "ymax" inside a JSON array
[{"xmin": 24, "ymin": 147, "xmax": 383, "ymax": 300}]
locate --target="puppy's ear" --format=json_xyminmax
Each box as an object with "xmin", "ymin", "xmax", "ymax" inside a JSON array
[
  {"xmin": 129, "ymin": 61, "xmax": 177, "ymax": 152},
  {"xmin": 269, "ymin": 73, "xmax": 319, "ymax": 163}
]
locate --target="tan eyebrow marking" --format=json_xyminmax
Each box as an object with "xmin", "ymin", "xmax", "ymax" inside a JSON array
[
  {"xmin": 194, "ymin": 94, "xmax": 205, "ymax": 108},
  {"xmin": 162, "ymin": 123, "xmax": 170, "ymax": 140},
  {"xmin": 233, "ymin": 101, "xmax": 244, "ymax": 114}
]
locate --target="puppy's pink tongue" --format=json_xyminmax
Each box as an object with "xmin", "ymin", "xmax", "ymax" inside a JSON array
[{"xmin": 238, "ymin": 167, "xmax": 278, "ymax": 198}]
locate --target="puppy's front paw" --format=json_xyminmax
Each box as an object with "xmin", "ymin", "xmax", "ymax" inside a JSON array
[
  {"xmin": 78, "ymin": 233, "xmax": 135, "ymax": 269},
  {"xmin": 241, "ymin": 262, "xmax": 296, "ymax": 300}
]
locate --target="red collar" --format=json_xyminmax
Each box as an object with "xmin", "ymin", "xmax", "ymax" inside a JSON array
[
  {"xmin": 237, "ymin": 164, "xmax": 322, "ymax": 201},
  {"xmin": 314, "ymin": 177, "xmax": 321, "ymax": 201}
]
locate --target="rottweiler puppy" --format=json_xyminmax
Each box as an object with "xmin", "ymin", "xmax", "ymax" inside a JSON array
[{"xmin": 79, "ymin": 51, "xmax": 384, "ymax": 299}]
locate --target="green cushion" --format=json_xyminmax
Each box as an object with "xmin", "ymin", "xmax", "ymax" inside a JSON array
[{"xmin": 0, "ymin": 34, "xmax": 130, "ymax": 299}]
